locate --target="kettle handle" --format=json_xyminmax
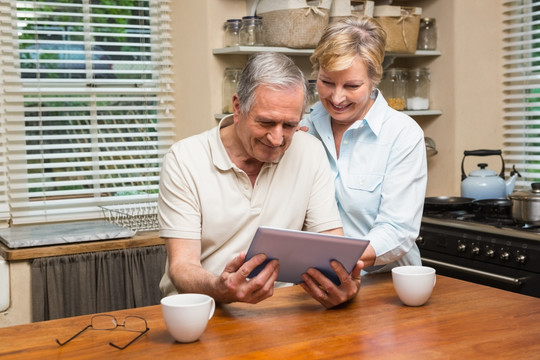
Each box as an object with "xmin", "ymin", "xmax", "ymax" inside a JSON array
[{"xmin": 461, "ymin": 149, "xmax": 505, "ymax": 181}]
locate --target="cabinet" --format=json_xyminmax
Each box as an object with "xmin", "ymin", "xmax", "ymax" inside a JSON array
[{"xmin": 213, "ymin": 46, "xmax": 442, "ymax": 120}]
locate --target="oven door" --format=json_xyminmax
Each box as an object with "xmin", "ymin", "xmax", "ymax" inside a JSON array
[{"xmin": 420, "ymin": 249, "xmax": 540, "ymax": 298}]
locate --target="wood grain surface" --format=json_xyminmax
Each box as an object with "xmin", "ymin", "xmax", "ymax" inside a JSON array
[{"xmin": 0, "ymin": 273, "xmax": 538, "ymax": 359}]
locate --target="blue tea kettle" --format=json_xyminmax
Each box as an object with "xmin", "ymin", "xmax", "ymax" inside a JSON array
[{"xmin": 460, "ymin": 149, "xmax": 521, "ymax": 200}]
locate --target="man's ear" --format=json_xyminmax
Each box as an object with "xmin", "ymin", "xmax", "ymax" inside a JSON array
[{"xmin": 232, "ymin": 94, "xmax": 241, "ymax": 123}]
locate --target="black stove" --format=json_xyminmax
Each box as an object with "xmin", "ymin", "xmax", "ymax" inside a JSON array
[{"xmin": 418, "ymin": 209, "xmax": 540, "ymax": 298}]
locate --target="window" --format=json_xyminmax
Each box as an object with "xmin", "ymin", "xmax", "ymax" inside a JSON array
[
  {"xmin": 503, "ymin": 0, "xmax": 540, "ymax": 188},
  {"xmin": 0, "ymin": 0, "xmax": 174, "ymax": 224}
]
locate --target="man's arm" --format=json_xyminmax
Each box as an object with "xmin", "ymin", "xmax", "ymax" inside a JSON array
[{"xmin": 165, "ymin": 237, "xmax": 280, "ymax": 304}]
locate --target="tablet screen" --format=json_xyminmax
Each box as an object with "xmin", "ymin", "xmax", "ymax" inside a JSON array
[{"xmin": 245, "ymin": 226, "xmax": 370, "ymax": 285}]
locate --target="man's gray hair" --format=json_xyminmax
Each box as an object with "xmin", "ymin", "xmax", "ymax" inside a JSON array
[{"xmin": 236, "ymin": 52, "xmax": 308, "ymax": 115}]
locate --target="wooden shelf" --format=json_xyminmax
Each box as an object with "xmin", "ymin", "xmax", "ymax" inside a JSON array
[
  {"xmin": 214, "ymin": 110, "xmax": 442, "ymax": 121},
  {"xmin": 213, "ymin": 46, "xmax": 314, "ymax": 56},
  {"xmin": 403, "ymin": 110, "xmax": 443, "ymax": 116},
  {"xmin": 213, "ymin": 46, "xmax": 441, "ymax": 58}
]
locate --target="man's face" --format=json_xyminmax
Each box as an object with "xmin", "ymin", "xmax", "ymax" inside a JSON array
[{"xmin": 232, "ymin": 84, "xmax": 304, "ymax": 163}]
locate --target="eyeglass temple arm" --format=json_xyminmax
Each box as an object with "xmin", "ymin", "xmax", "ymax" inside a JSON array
[
  {"xmin": 56, "ymin": 324, "xmax": 92, "ymax": 346},
  {"xmin": 108, "ymin": 327, "xmax": 150, "ymax": 350}
]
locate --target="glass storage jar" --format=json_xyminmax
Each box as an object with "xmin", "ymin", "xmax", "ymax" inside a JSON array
[
  {"xmin": 406, "ymin": 68, "xmax": 430, "ymax": 110},
  {"xmin": 379, "ymin": 68, "xmax": 407, "ymax": 111},
  {"xmin": 222, "ymin": 68, "xmax": 242, "ymax": 114},
  {"xmin": 306, "ymin": 79, "xmax": 319, "ymax": 113},
  {"xmin": 223, "ymin": 19, "xmax": 242, "ymax": 47},
  {"xmin": 239, "ymin": 16, "xmax": 263, "ymax": 46},
  {"xmin": 417, "ymin": 18, "xmax": 437, "ymax": 50}
]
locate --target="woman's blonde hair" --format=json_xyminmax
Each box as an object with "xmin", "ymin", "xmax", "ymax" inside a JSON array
[{"xmin": 311, "ymin": 16, "xmax": 387, "ymax": 86}]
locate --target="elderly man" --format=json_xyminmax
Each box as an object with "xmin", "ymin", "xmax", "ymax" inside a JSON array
[{"xmin": 158, "ymin": 52, "xmax": 365, "ymax": 308}]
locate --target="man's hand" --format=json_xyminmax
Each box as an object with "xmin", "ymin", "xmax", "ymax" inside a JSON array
[
  {"xmin": 216, "ymin": 252, "xmax": 280, "ymax": 304},
  {"xmin": 299, "ymin": 259, "xmax": 364, "ymax": 308}
]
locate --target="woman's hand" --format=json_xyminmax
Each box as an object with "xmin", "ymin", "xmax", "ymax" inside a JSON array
[{"xmin": 299, "ymin": 259, "xmax": 364, "ymax": 308}]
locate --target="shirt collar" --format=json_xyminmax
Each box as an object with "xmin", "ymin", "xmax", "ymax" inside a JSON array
[
  {"xmin": 209, "ymin": 114, "xmax": 235, "ymax": 171},
  {"xmin": 362, "ymin": 88, "xmax": 387, "ymax": 137},
  {"xmin": 310, "ymin": 89, "xmax": 389, "ymax": 137}
]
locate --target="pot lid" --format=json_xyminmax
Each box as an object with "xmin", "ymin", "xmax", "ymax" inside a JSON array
[
  {"xmin": 508, "ymin": 183, "xmax": 540, "ymax": 201},
  {"xmin": 469, "ymin": 163, "xmax": 498, "ymax": 177}
]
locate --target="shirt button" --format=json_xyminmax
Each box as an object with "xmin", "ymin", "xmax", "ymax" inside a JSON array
[{"xmin": 343, "ymin": 140, "xmax": 348, "ymax": 145}]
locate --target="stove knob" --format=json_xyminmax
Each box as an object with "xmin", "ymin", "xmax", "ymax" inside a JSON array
[
  {"xmin": 471, "ymin": 246, "xmax": 480, "ymax": 256},
  {"xmin": 485, "ymin": 248, "xmax": 495, "ymax": 258},
  {"xmin": 457, "ymin": 242, "xmax": 467, "ymax": 253},
  {"xmin": 516, "ymin": 253, "xmax": 527, "ymax": 264},
  {"xmin": 500, "ymin": 252, "xmax": 510, "ymax": 261}
]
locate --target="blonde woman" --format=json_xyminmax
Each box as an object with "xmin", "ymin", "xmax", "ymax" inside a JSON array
[{"xmin": 300, "ymin": 17, "xmax": 427, "ymax": 285}]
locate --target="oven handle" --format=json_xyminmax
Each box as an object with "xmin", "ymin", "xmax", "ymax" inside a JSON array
[{"xmin": 421, "ymin": 258, "xmax": 525, "ymax": 287}]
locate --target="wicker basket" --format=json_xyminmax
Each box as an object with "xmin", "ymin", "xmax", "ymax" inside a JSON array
[
  {"xmin": 257, "ymin": 0, "xmax": 332, "ymax": 49},
  {"xmin": 101, "ymin": 202, "xmax": 159, "ymax": 232},
  {"xmin": 374, "ymin": 5, "xmax": 422, "ymax": 54}
]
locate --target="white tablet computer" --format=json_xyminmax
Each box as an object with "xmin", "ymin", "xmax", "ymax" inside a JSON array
[{"xmin": 245, "ymin": 226, "xmax": 370, "ymax": 285}]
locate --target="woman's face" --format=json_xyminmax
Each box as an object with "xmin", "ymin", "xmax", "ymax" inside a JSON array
[{"xmin": 317, "ymin": 57, "xmax": 374, "ymax": 125}]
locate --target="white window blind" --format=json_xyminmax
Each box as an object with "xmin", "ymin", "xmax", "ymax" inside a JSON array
[
  {"xmin": 503, "ymin": 0, "xmax": 540, "ymax": 188},
  {"xmin": 0, "ymin": 0, "xmax": 175, "ymax": 224}
]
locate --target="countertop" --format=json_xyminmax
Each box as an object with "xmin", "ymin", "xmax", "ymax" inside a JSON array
[
  {"xmin": 0, "ymin": 231, "xmax": 164, "ymax": 261},
  {"xmin": 0, "ymin": 273, "xmax": 539, "ymax": 359}
]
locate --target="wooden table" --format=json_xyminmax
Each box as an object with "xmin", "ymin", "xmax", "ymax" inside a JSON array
[{"xmin": 1, "ymin": 273, "xmax": 539, "ymax": 359}]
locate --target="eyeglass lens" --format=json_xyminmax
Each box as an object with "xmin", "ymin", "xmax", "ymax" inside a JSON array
[{"xmin": 56, "ymin": 314, "xmax": 149, "ymax": 349}]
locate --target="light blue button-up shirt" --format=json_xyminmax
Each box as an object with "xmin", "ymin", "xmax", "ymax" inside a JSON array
[{"xmin": 301, "ymin": 89, "xmax": 427, "ymax": 270}]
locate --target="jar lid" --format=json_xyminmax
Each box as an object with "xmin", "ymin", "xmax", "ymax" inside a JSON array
[
  {"xmin": 508, "ymin": 183, "xmax": 540, "ymax": 201},
  {"xmin": 421, "ymin": 17, "xmax": 436, "ymax": 23},
  {"xmin": 385, "ymin": 68, "xmax": 406, "ymax": 74},
  {"xmin": 226, "ymin": 19, "xmax": 242, "ymax": 22},
  {"xmin": 409, "ymin": 67, "xmax": 430, "ymax": 75}
]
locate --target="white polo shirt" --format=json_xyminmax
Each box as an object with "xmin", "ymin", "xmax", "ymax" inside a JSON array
[{"xmin": 158, "ymin": 116, "xmax": 342, "ymax": 295}]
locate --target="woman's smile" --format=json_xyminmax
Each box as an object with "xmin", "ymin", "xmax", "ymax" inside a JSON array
[{"xmin": 317, "ymin": 57, "xmax": 374, "ymax": 124}]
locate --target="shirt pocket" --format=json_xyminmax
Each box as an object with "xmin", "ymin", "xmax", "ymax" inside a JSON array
[
  {"xmin": 342, "ymin": 173, "xmax": 383, "ymax": 216},
  {"xmin": 347, "ymin": 174, "xmax": 383, "ymax": 192}
]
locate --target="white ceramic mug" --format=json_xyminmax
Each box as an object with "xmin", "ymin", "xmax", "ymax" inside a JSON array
[
  {"xmin": 391, "ymin": 266, "xmax": 436, "ymax": 306},
  {"xmin": 161, "ymin": 293, "xmax": 215, "ymax": 343}
]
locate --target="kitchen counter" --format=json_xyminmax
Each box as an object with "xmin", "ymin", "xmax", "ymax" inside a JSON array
[
  {"xmin": 0, "ymin": 230, "xmax": 165, "ymax": 327},
  {"xmin": 0, "ymin": 273, "xmax": 539, "ymax": 359},
  {"xmin": 0, "ymin": 231, "xmax": 164, "ymax": 261}
]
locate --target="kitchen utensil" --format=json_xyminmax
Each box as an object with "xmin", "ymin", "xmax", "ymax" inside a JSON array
[
  {"xmin": 508, "ymin": 183, "xmax": 540, "ymax": 225},
  {"xmin": 460, "ymin": 149, "xmax": 520, "ymax": 200},
  {"xmin": 425, "ymin": 137, "xmax": 437, "ymax": 157},
  {"xmin": 424, "ymin": 196, "xmax": 474, "ymax": 212},
  {"xmin": 472, "ymin": 198, "xmax": 513, "ymax": 220}
]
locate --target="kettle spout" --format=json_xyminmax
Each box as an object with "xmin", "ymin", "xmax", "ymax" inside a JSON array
[{"xmin": 505, "ymin": 165, "xmax": 521, "ymax": 195}]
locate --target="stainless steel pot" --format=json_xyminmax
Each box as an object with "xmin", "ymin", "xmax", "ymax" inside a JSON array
[{"xmin": 507, "ymin": 183, "xmax": 540, "ymax": 225}]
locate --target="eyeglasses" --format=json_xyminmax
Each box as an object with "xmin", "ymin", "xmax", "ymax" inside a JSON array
[{"xmin": 56, "ymin": 314, "xmax": 150, "ymax": 350}]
